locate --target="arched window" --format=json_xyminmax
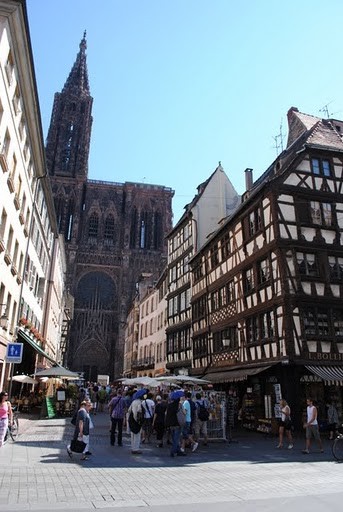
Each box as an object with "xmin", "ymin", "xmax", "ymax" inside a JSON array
[
  {"xmin": 54, "ymin": 197, "xmax": 64, "ymax": 232},
  {"xmin": 104, "ymin": 215, "xmax": 115, "ymax": 245},
  {"xmin": 88, "ymin": 213, "xmax": 99, "ymax": 240},
  {"xmin": 62, "ymin": 122, "xmax": 74, "ymax": 172},
  {"xmin": 130, "ymin": 208, "xmax": 137, "ymax": 248},
  {"xmin": 153, "ymin": 211, "xmax": 163, "ymax": 250},
  {"xmin": 65, "ymin": 199, "xmax": 74, "ymax": 241},
  {"xmin": 140, "ymin": 211, "xmax": 151, "ymax": 249}
]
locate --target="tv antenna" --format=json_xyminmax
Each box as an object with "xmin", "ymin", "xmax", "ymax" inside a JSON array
[
  {"xmin": 272, "ymin": 119, "xmax": 285, "ymax": 156},
  {"xmin": 319, "ymin": 102, "xmax": 333, "ymax": 118}
]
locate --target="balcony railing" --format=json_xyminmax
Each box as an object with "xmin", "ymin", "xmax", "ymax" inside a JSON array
[{"xmin": 131, "ymin": 356, "xmax": 155, "ymax": 369}]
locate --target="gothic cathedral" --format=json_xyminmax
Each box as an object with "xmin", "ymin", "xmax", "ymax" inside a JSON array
[{"xmin": 46, "ymin": 34, "xmax": 174, "ymax": 380}]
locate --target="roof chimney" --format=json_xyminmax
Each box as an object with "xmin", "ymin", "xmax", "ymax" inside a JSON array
[{"xmin": 245, "ymin": 168, "xmax": 253, "ymax": 191}]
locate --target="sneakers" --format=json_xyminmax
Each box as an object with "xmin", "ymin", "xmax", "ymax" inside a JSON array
[
  {"xmin": 180, "ymin": 447, "xmax": 185, "ymax": 453},
  {"xmin": 288, "ymin": 444, "xmax": 293, "ymax": 449},
  {"xmin": 276, "ymin": 444, "xmax": 283, "ymax": 449},
  {"xmin": 192, "ymin": 442, "xmax": 199, "ymax": 452},
  {"xmin": 67, "ymin": 447, "xmax": 73, "ymax": 459},
  {"xmin": 302, "ymin": 449, "xmax": 309, "ymax": 454}
]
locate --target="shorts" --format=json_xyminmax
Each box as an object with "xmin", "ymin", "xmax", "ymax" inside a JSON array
[
  {"xmin": 194, "ymin": 419, "xmax": 208, "ymax": 436},
  {"xmin": 306, "ymin": 424, "xmax": 321, "ymax": 440},
  {"xmin": 182, "ymin": 422, "xmax": 192, "ymax": 439},
  {"xmin": 279, "ymin": 420, "xmax": 292, "ymax": 431}
]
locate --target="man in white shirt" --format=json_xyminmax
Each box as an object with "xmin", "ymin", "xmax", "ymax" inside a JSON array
[
  {"xmin": 141, "ymin": 392, "xmax": 155, "ymax": 444},
  {"xmin": 302, "ymin": 397, "xmax": 324, "ymax": 454}
]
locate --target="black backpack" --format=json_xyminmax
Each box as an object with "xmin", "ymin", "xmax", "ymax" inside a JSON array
[{"xmin": 197, "ymin": 400, "xmax": 209, "ymax": 421}]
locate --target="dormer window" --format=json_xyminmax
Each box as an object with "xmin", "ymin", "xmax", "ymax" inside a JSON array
[{"xmin": 311, "ymin": 157, "xmax": 332, "ymax": 177}]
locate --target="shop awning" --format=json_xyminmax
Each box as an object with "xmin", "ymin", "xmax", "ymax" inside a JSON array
[
  {"xmin": 18, "ymin": 328, "xmax": 57, "ymax": 365},
  {"xmin": 204, "ymin": 364, "xmax": 275, "ymax": 384},
  {"xmin": 305, "ymin": 365, "xmax": 343, "ymax": 386}
]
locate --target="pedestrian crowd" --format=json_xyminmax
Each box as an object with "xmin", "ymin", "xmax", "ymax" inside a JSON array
[{"xmin": 66, "ymin": 384, "xmax": 211, "ymax": 460}]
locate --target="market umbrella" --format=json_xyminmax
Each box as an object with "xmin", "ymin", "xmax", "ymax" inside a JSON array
[
  {"xmin": 156, "ymin": 375, "xmax": 211, "ymax": 385},
  {"xmin": 34, "ymin": 365, "xmax": 79, "ymax": 380},
  {"xmin": 12, "ymin": 374, "xmax": 37, "ymax": 399},
  {"xmin": 120, "ymin": 376, "xmax": 160, "ymax": 388},
  {"xmin": 12, "ymin": 375, "xmax": 37, "ymax": 384}
]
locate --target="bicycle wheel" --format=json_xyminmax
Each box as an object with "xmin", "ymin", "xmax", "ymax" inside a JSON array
[
  {"xmin": 332, "ymin": 436, "xmax": 343, "ymax": 461},
  {"xmin": 9, "ymin": 416, "xmax": 19, "ymax": 441}
]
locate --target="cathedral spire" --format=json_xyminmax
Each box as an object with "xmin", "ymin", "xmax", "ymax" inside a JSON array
[{"xmin": 62, "ymin": 31, "xmax": 90, "ymax": 96}]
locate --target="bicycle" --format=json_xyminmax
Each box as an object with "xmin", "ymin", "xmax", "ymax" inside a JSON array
[
  {"xmin": 4, "ymin": 407, "xmax": 19, "ymax": 443},
  {"xmin": 332, "ymin": 427, "xmax": 343, "ymax": 461}
]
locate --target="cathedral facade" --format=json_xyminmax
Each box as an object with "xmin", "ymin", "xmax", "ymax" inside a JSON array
[{"xmin": 46, "ymin": 34, "xmax": 174, "ymax": 380}]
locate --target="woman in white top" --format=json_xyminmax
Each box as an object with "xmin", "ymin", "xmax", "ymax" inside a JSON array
[{"xmin": 277, "ymin": 399, "xmax": 293, "ymax": 449}]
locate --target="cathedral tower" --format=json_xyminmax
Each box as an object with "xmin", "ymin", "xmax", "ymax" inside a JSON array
[{"xmin": 47, "ymin": 35, "xmax": 174, "ymax": 380}]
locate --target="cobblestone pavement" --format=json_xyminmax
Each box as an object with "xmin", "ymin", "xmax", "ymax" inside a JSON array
[{"xmin": 0, "ymin": 411, "xmax": 342, "ymax": 510}]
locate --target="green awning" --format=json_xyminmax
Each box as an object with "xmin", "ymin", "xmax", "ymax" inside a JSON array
[
  {"xmin": 204, "ymin": 364, "xmax": 275, "ymax": 383},
  {"xmin": 17, "ymin": 328, "xmax": 57, "ymax": 364}
]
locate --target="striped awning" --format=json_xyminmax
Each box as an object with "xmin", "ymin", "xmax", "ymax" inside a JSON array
[{"xmin": 305, "ymin": 365, "xmax": 343, "ymax": 386}]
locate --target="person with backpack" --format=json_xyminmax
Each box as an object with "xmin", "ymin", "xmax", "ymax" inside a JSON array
[
  {"xmin": 127, "ymin": 389, "xmax": 146, "ymax": 454},
  {"xmin": 194, "ymin": 392, "xmax": 209, "ymax": 446},
  {"xmin": 108, "ymin": 389, "xmax": 126, "ymax": 446},
  {"xmin": 165, "ymin": 390, "xmax": 186, "ymax": 457},
  {"xmin": 141, "ymin": 392, "xmax": 155, "ymax": 444},
  {"xmin": 97, "ymin": 386, "xmax": 107, "ymax": 412}
]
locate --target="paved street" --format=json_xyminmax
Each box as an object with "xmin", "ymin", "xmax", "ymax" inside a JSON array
[{"xmin": 0, "ymin": 410, "xmax": 343, "ymax": 511}]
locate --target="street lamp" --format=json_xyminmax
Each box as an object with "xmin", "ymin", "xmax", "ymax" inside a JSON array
[
  {"xmin": 222, "ymin": 338, "xmax": 231, "ymax": 347},
  {"xmin": 0, "ymin": 304, "xmax": 8, "ymax": 329}
]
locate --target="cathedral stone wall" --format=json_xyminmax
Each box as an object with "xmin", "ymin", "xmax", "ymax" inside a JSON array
[{"xmin": 46, "ymin": 35, "xmax": 174, "ymax": 380}]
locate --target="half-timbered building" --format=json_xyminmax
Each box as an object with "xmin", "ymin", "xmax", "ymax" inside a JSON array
[
  {"xmin": 166, "ymin": 164, "xmax": 239, "ymax": 374},
  {"xmin": 191, "ymin": 108, "xmax": 343, "ymax": 430}
]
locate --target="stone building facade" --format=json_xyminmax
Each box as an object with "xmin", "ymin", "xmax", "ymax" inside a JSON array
[{"xmin": 46, "ymin": 34, "xmax": 174, "ymax": 380}]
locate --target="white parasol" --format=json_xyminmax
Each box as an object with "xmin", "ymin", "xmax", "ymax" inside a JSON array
[
  {"xmin": 34, "ymin": 365, "xmax": 79, "ymax": 380},
  {"xmin": 11, "ymin": 374, "xmax": 37, "ymax": 399},
  {"xmin": 155, "ymin": 375, "xmax": 211, "ymax": 385},
  {"xmin": 120, "ymin": 376, "xmax": 160, "ymax": 388},
  {"xmin": 12, "ymin": 374, "xmax": 37, "ymax": 384}
]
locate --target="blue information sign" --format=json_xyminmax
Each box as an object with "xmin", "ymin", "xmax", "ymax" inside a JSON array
[{"xmin": 6, "ymin": 343, "xmax": 23, "ymax": 363}]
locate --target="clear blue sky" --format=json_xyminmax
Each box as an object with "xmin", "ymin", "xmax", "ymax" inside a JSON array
[{"xmin": 26, "ymin": 0, "xmax": 343, "ymax": 223}]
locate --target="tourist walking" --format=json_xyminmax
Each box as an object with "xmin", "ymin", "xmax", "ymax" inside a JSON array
[
  {"xmin": 128, "ymin": 389, "xmax": 146, "ymax": 454},
  {"xmin": 165, "ymin": 390, "xmax": 186, "ymax": 457},
  {"xmin": 180, "ymin": 392, "xmax": 198, "ymax": 453},
  {"xmin": 141, "ymin": 392, "xmax": 155, "ymax": 444},
  {"xmin": 67, "ymin": 400, "xmax": 93, "ymax": 460},
  {"xmin": 97, "ymin": 386, "xmax": 107, "ymax": 412},
  {"xmin": 302, "ymin": 397, "xmax": 324, "ymax": 454},
  {"xmin": 0, "ymin": 391, "xmax": 12, "ymax": 447},
  {"xmin": 276, "ymin": 399, "xmax": 293, "ymax": 449},
  {"xmin": 194, "ymin": 392, "xmax": 209, "ymax": 446},
  {"xmin": 327, "ymin": 400, "xmax": 339, "ymax": 440},
  {"xmin": 109, "ymin": 389, "xmax": 126, "ymax": 446},
  {"xmin": 153, "ymin": 394, "xmax": 167, "ymax": 447}
]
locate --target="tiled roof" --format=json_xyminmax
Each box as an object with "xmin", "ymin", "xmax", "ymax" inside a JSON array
[{"xmin": 306, "ymin": 119, "xmax": 343, "ymax": 150}]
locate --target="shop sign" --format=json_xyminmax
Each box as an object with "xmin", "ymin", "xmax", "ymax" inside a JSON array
[
  {"xmin": 308, "ymin": 352, "xmax": 343, "ymax": 362},
  {"xmin": 213, "ymin": 358, "xmax": 237, "ymax": 367}
]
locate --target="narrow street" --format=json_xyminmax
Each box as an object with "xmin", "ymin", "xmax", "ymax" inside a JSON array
[{"xmin": 0, "ymin": 411, "xmax": 342, "ymax": 511}]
